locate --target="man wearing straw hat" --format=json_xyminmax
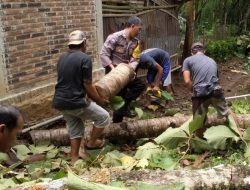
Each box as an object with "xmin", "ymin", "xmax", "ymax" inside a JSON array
[{"xmin": 53, "ymin": 30, "xmax": 110, "ymax": 164}]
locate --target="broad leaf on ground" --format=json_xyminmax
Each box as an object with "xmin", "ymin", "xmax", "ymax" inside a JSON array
[
  {"xmin": 227, "ymin": 114, "xmax": 241, "ymax": 135},
  {"xmin": 135, "ymin": 107, "xmax": 143, "ymax": 119},
  {"xmin": 154, "ymin": 127, "xmax": 188, "ymax": 149},
  {"xmin": 204, "ymin": 125, "xmax": 239, "ymax": 150},
  {"xmin": 154, "ymin": 117, "xmax": 196, "ymax": 149},
  {"xmin": 136, "ymin": 158, "xmax": 149, "ymax": 169},
  {"xmin": 102, "ymin": 150, "xmax": 127, "ymax": 167},
  {"xmin": 134, "ymin": 142, "xmax": 162, "ymax": 160},
  {"xmin": 15, "ymin": 172, "xmax": 31, "ymax": 183},
  {"xmin": 68, "ymin": 171, "xmax": 126, "ymax": 190},
  {"xmin": 191, "ymin": 137, "xmax": 213, "ymax": 153},
  {"xmin": 243, "ymin": 128, "xmax": 250, "ymax": 160},
  {"xmin": 0, "ymin": 153, "xmax": 8, "ymax": 163},
  {"xmin": 243, "ymin": 128, "xmax": 250, "ymax": 141},
  {"xmin": 46, "ymin": 148, "xmax": 59, "ymax": 159},
  {"xmin": 25, "ymin": 160, "xmax": 52, "ymax": 174},
  {"xmin": 29, "ymin": 144, "xmax": 55, "ymax": 154},
  {"xmin": 136, "ymin": 181, "xmax": 185, "ymax": 190},
  {"xmin": 0, "ymin": 178, "xmax": 16, "ymax": 190},
  {"xmin": 188, "ymin": 114, "xmax": 205, "ymax": 135},
  {"xmin": 120, "ymin": 155, "xmax": 136, "ymax": 167},
  {"xmin": 149, "ymin": 151, "xmax": 177, "ymax": 170},
  {"xmin": 110, "ymin": 181, "xmax": 126, "ymax": 188},
  {"xmin": 13, "ymin": 144, "xmax": 31, "ymax": 161}
]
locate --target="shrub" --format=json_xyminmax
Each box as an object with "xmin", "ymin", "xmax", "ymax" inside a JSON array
[
  {"xmin": 206, "ymin": 39, "xmax": 237, "ymax": 62},
  {"xmin": 236, "ymin": 34, "xmax": 250, "ymax": 55}
]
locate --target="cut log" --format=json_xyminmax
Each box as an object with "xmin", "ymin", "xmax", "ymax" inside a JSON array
[
  {"xmin": 10, "ymin": 166, "xmax": 250, "ymax": 190},
  {"xmin": 94, "ymin": 63, "xmax": 135, "ymax": 99},
  {"xmin": 29, "ymin": 114, "xmax": 250, "ymax": 146}
]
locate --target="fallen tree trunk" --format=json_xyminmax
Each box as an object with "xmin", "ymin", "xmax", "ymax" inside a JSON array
[
  {"xmin": 29, "ymin": 114, "xmax": 250, "ymax": 146},
  {"xmin": 10, "ymin": 166, "xmax": 250, "ymax": 190}
]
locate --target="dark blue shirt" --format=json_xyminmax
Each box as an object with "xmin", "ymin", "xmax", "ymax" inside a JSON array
[{"xmin": 139, "ymin": 48, "xmax": 170, "ymax": 69}]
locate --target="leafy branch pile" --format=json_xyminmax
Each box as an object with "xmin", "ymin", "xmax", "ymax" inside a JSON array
[{"xmin": 0, "ymin": 144, "xmax": 69, "ymax": 189}]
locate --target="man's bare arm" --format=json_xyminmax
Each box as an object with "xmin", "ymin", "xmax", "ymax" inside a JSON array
[
  {"xmin": 183, "ymin": 70, "xmax": 193, "ymax": 92},
  {"xmin": 84, "ymin": 81, "xmax": 107, "ymax": 106},
  {"xmin": 153, "ymin": 63, "xmax": 163, "ymax": 88}
]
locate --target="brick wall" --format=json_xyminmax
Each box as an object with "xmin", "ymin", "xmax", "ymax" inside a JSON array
[{"xmin": 0, "ymin": 0, "xmax": 103, "ymax": 99}]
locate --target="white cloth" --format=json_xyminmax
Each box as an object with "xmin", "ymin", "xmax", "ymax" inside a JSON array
[{"xmin": 163, "ymin": 72, "xmax": 171, "ymax": 86}]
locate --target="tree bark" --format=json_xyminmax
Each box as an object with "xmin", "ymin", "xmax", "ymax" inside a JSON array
[
  {"xmin": 95, "ymin": 63, "xmax": 135, "ymax": 99},
  {"xmin": 181, "ymin": 0, "xmax": 194, "ymax": 63},
  {"xmin": 29, "ymin": 114, "xmax": 250, "ymax": 146},
  {"xmin": 11, "ymin": 166, "xmax": 250, "ymax": 190}
]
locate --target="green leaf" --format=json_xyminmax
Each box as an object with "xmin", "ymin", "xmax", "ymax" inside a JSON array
[
  {"xmin": 160, "ymin": 90, "xmax": 174, "ymax": 101},
  {"xmin": 15, "ymin": 172, "xmax": 31, "ymax": 183},
  {"xmin": 149, "ymin": 152, "xmax": 177, "ymax": 170},
  {"xmin": 13, "ymin": 144, "xmax": 31, "ymax": 161},
  {"xmin": 243, "ymin": 128, "xmax": 250, "ymax": 159},
  {"xmin": 26, "ymin": 160, "xmax": 52, "ymax": 173},
  {"xmin": 191, "ymin": 137, "xmax": 213, "ymax": 153},
  {"xmin": 227, "ymin": 114, "xmax": 241, "ymax": 135},
  {"xmin": 73, "ymin": 159, "xmax": 87, "ymax": 172},
  {"xmin": 68, "ymin": 171, "xmax": 126, "ymax": 190},
  {"xmin": 136, "ymin": 158, "xmax": 149, "ymax": 169},
  {"xmin": 0, "ymin": 153, "xmax": 8, "ymax": 163},
  {"xmin": 120, "ymin": 155, "xmax": 136, "ymax": 167},
  {"xmin": 30, "ymin": 168, "xmax": 48, "ymax": 180},
  {"xmin": 244, "ymin": 141, "xmax": 250, "ymax": 158},
  {"xmin": 189, "ymin": 114, "xmax": 205, "ymax": 135},
  {"xmin": 46, "ymin": 148, "xmax": 59, "ymax": 159},
  {"xmin": 243, "ymin": 128, "xmax": 250, "ymax": 141},
  {"xmin": 154, "ymin": 127, "xmax": 188, "ymax": 149},
  {"xmin": 136, "ymin": 181, "xmax": 185, "ymax": 190},
  {"xmin": 110, "ymin": 181, "xmax": 126, "ymax": 188},
  {"xmin": 204, "ymin": 125, "xmax": 239, "ymax": 150},
  {"xmin": 164, "ymin": 108, "xmax": 178, "ymax": 116},
  {"xmin": 109, "ymin": 96, "xmax": 125, "ymax": 111},
  {"xmin": 29, "ymin": 144, "xmax": 55, "ymax": 154},
  {"xmin": 141, "ymin": 111, "xmax": 154, "ymax": 120},
  {"xmin": 102, "ymin": 150, "xmax": 126, "ymax": 167},
  {"xmin": 135, "ymin": 107, "xmax": 143, "ymax": 119},
  {"xmin": 0, "ymin": 178, "xmax": 16, "ymax": 190},
  {"xmin": 52, "ymin": 170, "xmax": 67, "ymax": 180},
  {"xmin": 134, "ymin": 142, "xmax": 162, "ymax": 160},
  {"xmin": 154, "ymin": 117, "xmax": 194, "ymax": 149}
]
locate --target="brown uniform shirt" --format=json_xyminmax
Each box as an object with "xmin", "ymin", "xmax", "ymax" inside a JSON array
[{"xmin": 100, "ymin": 30, "xmax": 139, "ymax": 69}]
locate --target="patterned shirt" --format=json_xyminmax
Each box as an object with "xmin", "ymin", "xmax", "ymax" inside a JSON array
[{"xmin": 100, "ymin": 30, "xmax": 139, "ymax": 70}]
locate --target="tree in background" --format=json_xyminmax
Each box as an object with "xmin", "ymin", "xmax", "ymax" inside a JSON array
[
  {"xmin": 179, "ymin": 0, "xmax": 250, "ymax": 61},
  {"xmin": 181, "ymin": 0, "xmax": 194, "ymax": 62}
]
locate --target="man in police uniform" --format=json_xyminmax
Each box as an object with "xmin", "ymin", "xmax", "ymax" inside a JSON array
[{"xmin": 100, "ymin": 16, "xmax": 146, "ymax": 123}]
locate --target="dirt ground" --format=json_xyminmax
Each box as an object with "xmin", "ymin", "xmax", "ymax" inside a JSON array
[
  {"xmin": 166, "ymin": 57, "xmax": 250, "ymax": 115},
  {"xmin": 18, "ymin": 57, "xmax": 250, "ymax": 126}
]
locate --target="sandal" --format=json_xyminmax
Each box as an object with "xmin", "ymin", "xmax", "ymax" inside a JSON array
[{"xmin": 85, "ymin": 140, "xmax": 105, "ymax": 150}]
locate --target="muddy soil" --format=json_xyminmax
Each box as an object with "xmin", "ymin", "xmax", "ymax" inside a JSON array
[{"xmin": 18, "ymin": 58, "xmax": 250, "ymax": 126}]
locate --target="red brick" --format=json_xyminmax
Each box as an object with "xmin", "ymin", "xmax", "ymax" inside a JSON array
[{"xmin": 1, "ymin": 0, "xmax": 99, "ymax": 93}]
